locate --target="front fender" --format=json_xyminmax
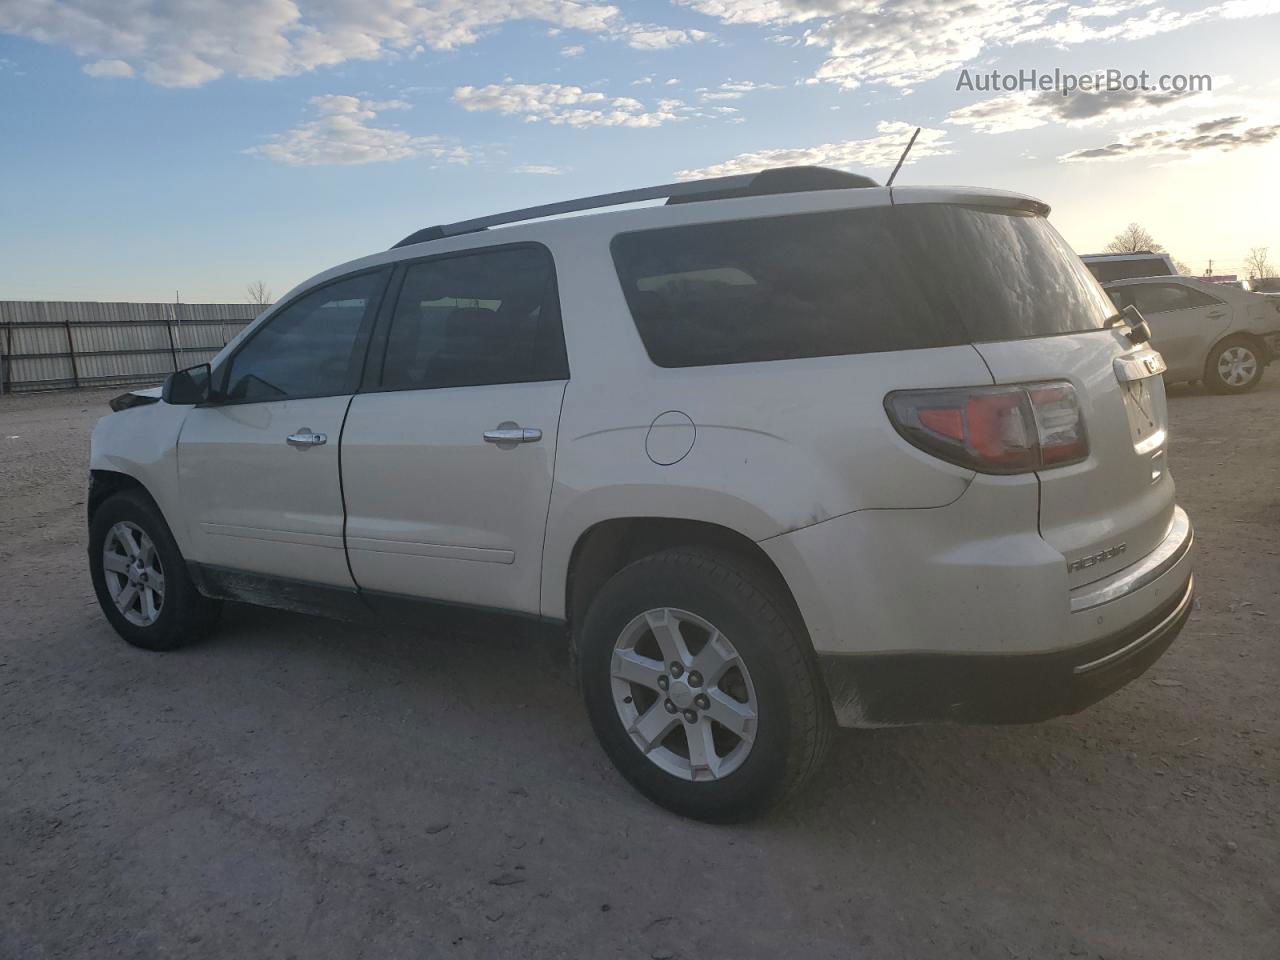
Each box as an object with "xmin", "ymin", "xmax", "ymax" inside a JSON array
[{"xmin": 89, "ymin": 402, "xmax": 191, "ymax": 551}]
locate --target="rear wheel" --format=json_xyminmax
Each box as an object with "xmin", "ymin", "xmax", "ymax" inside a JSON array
[
  {"xmin": 1204, "ymin": 336, "xmax": 1263, "ymax": 394},
  {"xmin": 89, "ymin": 490, "xmax": 221, "ymax": 651},
  {"xmin": 577, "ymin": 548, "xmax": 832, "ymax": 821}
]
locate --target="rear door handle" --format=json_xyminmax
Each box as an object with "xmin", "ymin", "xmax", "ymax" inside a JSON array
[
  {"xmin": 286, "ymin": 429, "xmax": 327, "ymax": 448},
  {"xmin": 1206, "ymin": 310, "xmax": 1226, "ymax": 318},
  {"xmin": 484, "ymin": 426, "xmax": 542, "ymax": 444}
]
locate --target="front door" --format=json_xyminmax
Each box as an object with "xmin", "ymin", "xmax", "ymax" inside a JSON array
[
  {"xmin": 341, "ymin": 244, "xmax": 569, "ymax": 615},
  {"xmin": 176, "ymin": 268, "xmax": 389, "ymax": 587}
]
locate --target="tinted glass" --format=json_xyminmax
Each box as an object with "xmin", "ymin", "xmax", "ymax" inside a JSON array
[
  {"xmin": 1129, "ymin": 284, "xmax": 1193, "ymax": 314},
  {"xmin": 611, "ymin": 205, "xmax": 1115, "ymax": 368},
  {"xmin": 380, "ymin": 246, "xmax": 566, "ymax": 391},
  {"xmin": 1183, "ymin": 287, "xmax": 1223, "ymax": 308},
  {"xmin": 223, "ymin": 271, "xmax": 384, "ymax": 402},
  {"xmin": 1105, "ymin": 287, "xmax": 1133, "ymax": 310},
  {"xmin": 1086, "ymin": 259, "xmax": 1173, "ymax": 282}
]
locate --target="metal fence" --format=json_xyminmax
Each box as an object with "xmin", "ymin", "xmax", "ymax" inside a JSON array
[{"xmin": 0, "ymin": 301, "xmax": 262, "ymax": 394}]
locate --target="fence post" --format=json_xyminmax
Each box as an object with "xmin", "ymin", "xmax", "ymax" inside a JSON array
[
  {"xmin": 166, "ymin": 304, "xmax": 180, "ymax": 371},
  {"xmin": 63, "ymin": 313, "xmax": 80, "ymax": 388},
  {"xmin": 1, "ymin": 323, "xmax": 10, "ymax": 395}
]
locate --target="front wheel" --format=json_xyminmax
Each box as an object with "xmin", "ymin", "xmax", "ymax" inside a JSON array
[
  {"xmin": 1204, "ymin": 336, "xmax": 1264, "ymax": 394},
  {"xmin": 88, "ymin": 489, "xmax": 221, "ymax": 651},
  {"xmin": 577, "ymin": 548, "xmax": 833, "ymax": 821}
]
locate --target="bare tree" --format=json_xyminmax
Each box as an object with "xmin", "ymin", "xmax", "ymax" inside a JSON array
[
  {"xmin": 1243, "ymin": 247, "xmax": 1275, "ymax": 280},
  {"xmin": 246, "ymin": 280, "xmax": 273, "ymax": 307},
  {"xmin": 1104, "ymin": 223, "xmax": 1165, "ymax": 255}
]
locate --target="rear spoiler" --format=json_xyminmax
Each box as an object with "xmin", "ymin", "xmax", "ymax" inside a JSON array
[{"xmin": 889, "ymin": 186, "xmax": 1051, "ymax": 217}]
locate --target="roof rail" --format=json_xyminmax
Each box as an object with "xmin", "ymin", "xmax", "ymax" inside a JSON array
[{"xmin": 391, "ymin": 165, "xmax": 878, "ymax": 249}]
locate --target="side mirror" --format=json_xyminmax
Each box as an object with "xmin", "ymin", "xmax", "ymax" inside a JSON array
[
  {"xmin": 162, "ymin": 363, "xmax": 212, "ymax": 405},
  {"xmin": 1121, "ymin": 304, "xmax": 1152, "ymax": 345}
]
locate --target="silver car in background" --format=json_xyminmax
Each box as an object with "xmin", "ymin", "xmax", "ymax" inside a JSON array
[{"xmin": 1104, "ymin": 275, "xmax": 1280, "ymax": 393}]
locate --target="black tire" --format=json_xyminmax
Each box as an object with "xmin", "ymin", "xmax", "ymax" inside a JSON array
[
  {"xmin": 1204, "ymin": 336, "xmax": 1264, "ymax": 394},
  {"xmin": 88, "ymin": 489, "xmax": 221, "ymax": 651},
  {"xmin": 577, "ymin": 548, "xmax": 833, "ymax": 821}
]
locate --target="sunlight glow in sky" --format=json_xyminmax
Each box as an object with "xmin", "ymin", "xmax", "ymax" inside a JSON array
[{"xmin": 2, "ymin": 0, "xmax": 1278, "ymax": 301}]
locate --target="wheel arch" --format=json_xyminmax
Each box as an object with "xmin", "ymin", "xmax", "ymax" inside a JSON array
[
  {"xmin": 563, "ymin": 517, "xmax": 804, "ymax": 642},
  {"xmin": 88, "ymin": 469, "xmax": 159, "ymax": 523},
  {"xmin": 1209, "ymin": 330, "xmax": 1271, "ymax": 368}
]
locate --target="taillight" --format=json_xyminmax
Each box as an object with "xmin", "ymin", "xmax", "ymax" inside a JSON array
[{"xmin": 885, "ymin": 382, "xmax": 1088, "ymax": 474}]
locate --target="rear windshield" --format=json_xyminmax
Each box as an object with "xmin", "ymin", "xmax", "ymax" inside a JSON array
[
  {"xmin": 1085, "ymin": 258, "xmax": 1174, "ymax": 283},
  {"xmin": 610, "ymin": 204, "xmax": 1116, "ymax": 368}
]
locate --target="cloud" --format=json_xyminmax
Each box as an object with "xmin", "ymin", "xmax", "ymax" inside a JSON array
[
  {"xmin": 512, "ymin": 163, "xmax": 565, "ymax": 174},
  {"xmin": 1058, "ymin": 115, "xmax": 1280, "ymax": 162},
  {"xmin": 560, "ymin": 44, "xmax": 585, "ymax": 57},
  {"xmin": 675, "ymin": 121, "xmax": 949, "ymax": 178},
  {"xmin": 453, "ymin": 82, "xmax": 691, "ymax": 127},
  {"xmin": 82, "ymin": 58, "xmax": 134, "ymax": 78},
  {"xmin": 946, "ymin": 86, "xmax": 1207, "ymax": 134},
  {"xmin": 245, "ymin": 95, "xmax": 470, "ymax": 166},
  {"xmin": 697, "ymin": 79, "xmax": 782, "ymax": 100},
  {"xmin": 623, "ymin": 25, "xmax": 712, "ymax": 49},
  {"xmin": 677, "ymin": 0, "xmax": 1280, "ymax": 89},
  {"xmin": 0, "ymin": 0, "xmax": 651, "ymax": 87}
]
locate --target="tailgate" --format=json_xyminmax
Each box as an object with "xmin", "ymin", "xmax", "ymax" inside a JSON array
[{"xmin": 974, "ymin": 330, "xmax": 1175, "ymax": 589}]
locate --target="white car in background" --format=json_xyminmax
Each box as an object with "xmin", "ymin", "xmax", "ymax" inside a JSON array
[
  {"xmin": 1104, "ymin": 275, "xmax": 1280, "ymax": 393},
  {"xmin": 88, "ymin": 167, "xmax": 1195, "ymax": 820}
]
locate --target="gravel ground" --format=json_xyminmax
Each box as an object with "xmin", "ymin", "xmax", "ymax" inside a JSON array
[{"xmin": 1, "ymin": 381, "xmax": 1276, "ymax": 960}]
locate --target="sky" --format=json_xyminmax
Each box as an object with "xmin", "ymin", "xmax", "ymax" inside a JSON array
[{"xmin": 1, "ymin": 0, "xmax": 1278, "ymax": 303}]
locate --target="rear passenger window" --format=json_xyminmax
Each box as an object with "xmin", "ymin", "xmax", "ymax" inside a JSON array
[
  {"xmin": 379, "ymin": 246, "xmax": 567, "ymax": 390},
  {"xmin": 1128, "ymin": 284, "xmax": 1212, "ymax": 314},
  {"xmin": 612, "ymin": 210, "xmax": 964, "ymax": 367},
  {"xmin": 611, "ymin": 205, "xmax": 1115, "ymax": 367}
]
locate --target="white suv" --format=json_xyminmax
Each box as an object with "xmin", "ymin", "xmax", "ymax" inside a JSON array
[{"xmin": 88, "ymin": 166, "xmax": 1195, "ymax": 820}]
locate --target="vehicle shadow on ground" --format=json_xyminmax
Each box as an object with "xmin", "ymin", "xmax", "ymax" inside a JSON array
[{"xmin": 194, "ymin": 600, "xmax": 1096, "ymax": 833}]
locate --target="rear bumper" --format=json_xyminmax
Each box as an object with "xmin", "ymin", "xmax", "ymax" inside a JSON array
[{"xmin": 817, "ymin": 573, "xmax": 1193, "ymax": 725}]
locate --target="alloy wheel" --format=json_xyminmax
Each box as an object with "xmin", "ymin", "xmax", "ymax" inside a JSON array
[
  {"xmin": 610, "ymin": 607, "xmax": 758, "ymax": 782},
  {"xmin": 102, "ymin": 521, "xmax": 165, "ymax": 627}
]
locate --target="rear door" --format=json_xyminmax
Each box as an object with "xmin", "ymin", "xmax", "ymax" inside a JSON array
[
  {"xmin": 177, "ymin": 268, "xmax": 389, "ymax": 586},
  {"xmin": 341, "ymin": 244, "xmax": 568, "ymax": 615},
  {"xmin": 1112, "ymin": 282, "xmax": 1229, "ymax": 379}
]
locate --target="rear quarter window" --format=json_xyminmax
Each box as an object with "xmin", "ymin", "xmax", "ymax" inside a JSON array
[{"xmin": 611, "ymin": 205, "xmax": 1114, "ymax": 368}]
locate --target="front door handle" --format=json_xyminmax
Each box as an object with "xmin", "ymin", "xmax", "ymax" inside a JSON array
[
  {"xmin": 286, "ymin": 429, "xmax": 328, "ymax": 448},
  {"xmin": 1206, "ymin": 310, "xmax": 1226, "ymax": 318},
  {"xmin": 484, "ymin": 426, "xmax": 542, "ymax": 444}
]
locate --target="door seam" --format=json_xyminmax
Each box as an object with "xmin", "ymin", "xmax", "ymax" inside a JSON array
[
  {"xmin": 337, "ymin": 393, "xmax": 364, "ymax": 593},
  {"xmin": 536, "ymin": 380, "xmax": 570, "ymax": 620}
]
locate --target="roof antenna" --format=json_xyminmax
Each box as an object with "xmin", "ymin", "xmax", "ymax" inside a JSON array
[{"xmin": 885, "ymin": 127, "xmax": 921, "ymax": 187}]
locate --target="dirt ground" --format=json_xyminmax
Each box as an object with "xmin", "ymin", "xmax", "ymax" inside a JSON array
[{"xmin": 1, "ymin": 380, "xmax": 1276, "ymax": 960}]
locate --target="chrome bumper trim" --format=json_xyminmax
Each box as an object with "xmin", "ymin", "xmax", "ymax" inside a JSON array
[
  {"xmin": 1074, "ymin": 575, "xmax": 1194, "ymax": 674},
  {"xmin": 1069, "ymin": 506, "xmax": 1193, "ymax": 613}
]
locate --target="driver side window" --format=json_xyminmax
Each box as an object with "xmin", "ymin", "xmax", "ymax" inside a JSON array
[{"xmin": 222, "ymin": 270, "xmax": 386, "ymax": 403}]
